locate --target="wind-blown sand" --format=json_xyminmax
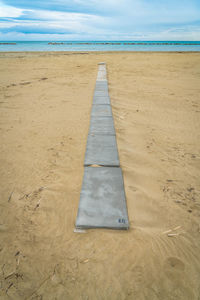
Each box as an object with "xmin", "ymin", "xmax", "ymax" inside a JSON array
[{"xmin": 0, "ymin": 52, "xmax": 200, "ymax": 299}]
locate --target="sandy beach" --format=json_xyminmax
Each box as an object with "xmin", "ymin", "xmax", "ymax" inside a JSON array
[{"xmin": 0, "ymin": 52, "xmax": 200, "ymax": 299}]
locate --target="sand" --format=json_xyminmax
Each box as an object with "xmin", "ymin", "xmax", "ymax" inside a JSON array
[{"xmin": 0, "ymin": 51, "xmax": 200, "ymax": 299}]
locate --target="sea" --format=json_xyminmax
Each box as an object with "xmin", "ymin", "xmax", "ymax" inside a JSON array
[{"xmin": 0, "ymin": 41, "xmax": 200, "ymax": 52}]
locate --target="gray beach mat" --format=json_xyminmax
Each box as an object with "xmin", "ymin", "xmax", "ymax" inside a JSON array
[
  {"xmin": 95, "ymin": 81, "xmax": 108, "ymax": 90},
  {"xmin": 95, "ymin": 80, "xmax": 108, "ymax": 85},
  {"xmin": 91, "ymin": 104, "xmax": 112, "ymax": 117},
  {"xmin": 94, "ymin": 90, "xmax": 109, "ymax": 97},
  {"xmin": 96, "ymin": 64, "xmax": 107, "ymax": 81},
  {"xmin": 89, "ymin": 117, "xmax": 115, "ymax": 135},
  {"xmin": 76, "ymin": 167, "xmax": 129, "ymax": 229},
  {"xmin": 93, "ymin": 95, "xmax": 110, "ymax": 105},
  {"xmin": 84, "ymin": 134, "xmax": 119, "ymax": 166}
]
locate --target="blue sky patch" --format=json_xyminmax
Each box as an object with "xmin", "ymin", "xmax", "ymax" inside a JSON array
[{"xmin": 0, "ymin": 0, "xmax": 200, "ymax": 40}]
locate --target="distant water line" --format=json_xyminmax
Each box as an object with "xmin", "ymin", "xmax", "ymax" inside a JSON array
[
  {"xmin": 48, "ymin": 42, "xmax": 200, "ymax": 45},
  {"xmin": 0, "ymin": 41, "xmax": 200, "ymax": 52}
]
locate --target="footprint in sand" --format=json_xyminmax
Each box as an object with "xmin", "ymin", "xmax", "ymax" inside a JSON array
[
  {"xmin": 165, "ymin": 257, "xmax": 185, "ymax": 271},
  {"xmin": 128, "ymin": 186, "xmax": 137, "ymax": 192}
]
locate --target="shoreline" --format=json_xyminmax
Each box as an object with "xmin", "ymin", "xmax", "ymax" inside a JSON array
[{"xmin": 0, "ymin": 50, "xmax": 200, "ymax": 55}]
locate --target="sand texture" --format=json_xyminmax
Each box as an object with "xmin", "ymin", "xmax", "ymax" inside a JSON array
[{"xmin": 0, "ymin": 52, "xmax": 200, "ymax": 299}]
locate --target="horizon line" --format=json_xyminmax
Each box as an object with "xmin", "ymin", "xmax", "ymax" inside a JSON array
[{"xmin": 1, "ymin": 40, "xmax": 200, "ymax": 42}]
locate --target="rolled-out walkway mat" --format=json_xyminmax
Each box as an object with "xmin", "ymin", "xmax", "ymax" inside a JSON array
[
  {"xmin": 89, "ymin": 117, "xmax": 115, "ymax": 135},
  {"xmin": 95, "ymin": 81, "xmax": 108, "ymax": 89},
  {"xmin": 75, "ymin": 62, "xmax": 129, "ymax": 230},
  {"xmin": 93, "ymin": 95, "xmax": 110, "ymax": 105},
  {"xmin": 76, "ymin": 167, "xmax": 129, "ymax": 229},
  {"xmin": 91, "ymin": 104, "xmax": 112, "ymax": 117},
  {"xmin": 94, "ymin": 90, "xmax": 109, "ymax": 97},
  {"xmin": 84, "ymin": 134, "xmax": 119, "ymax": 167}
]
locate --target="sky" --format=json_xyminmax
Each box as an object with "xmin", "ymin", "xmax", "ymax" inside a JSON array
[{"xmin": 0, "ymin": 0, "xmax": 200, "ymax": 41}]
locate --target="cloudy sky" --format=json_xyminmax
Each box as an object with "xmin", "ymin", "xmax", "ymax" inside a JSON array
[{"xmin": 0, "ymin": 0, "xmax": 200, "ymax": 41}]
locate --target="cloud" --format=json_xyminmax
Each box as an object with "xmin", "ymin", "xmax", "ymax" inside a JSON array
[
  {"xmin": 0, "ymin": 9, "xmax": 109, "ymax": 36},
  {"xmin": 3, "ymin": 0, "xmax": 200, "ymax": 20},
  {"xmin": 0, "ymin": 2, "xmax": 25, "ymax": 17},
  {"xmin": 0, "ymin": 0, "xmax": 200, "ymax": 40}
]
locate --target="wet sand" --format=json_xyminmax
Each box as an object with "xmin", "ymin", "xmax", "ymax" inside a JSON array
[{"xmin": 0, "ymin": 52, "xmax": 200, "ymax": 299}]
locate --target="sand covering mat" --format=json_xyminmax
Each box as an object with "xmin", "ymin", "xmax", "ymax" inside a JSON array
[{"xmin": 76, "ymin": 63, "xmax": 129, "ymax": 230}]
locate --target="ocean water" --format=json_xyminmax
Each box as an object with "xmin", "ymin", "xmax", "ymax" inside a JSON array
[{"xmin": 0, "ymin": 41, "xmax": 200, "ymax": 52}]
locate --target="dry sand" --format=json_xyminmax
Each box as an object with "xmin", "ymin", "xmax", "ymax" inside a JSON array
[{"xmin": 0, "ymin": 52, "xmax": 200, "ymax": 299}]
